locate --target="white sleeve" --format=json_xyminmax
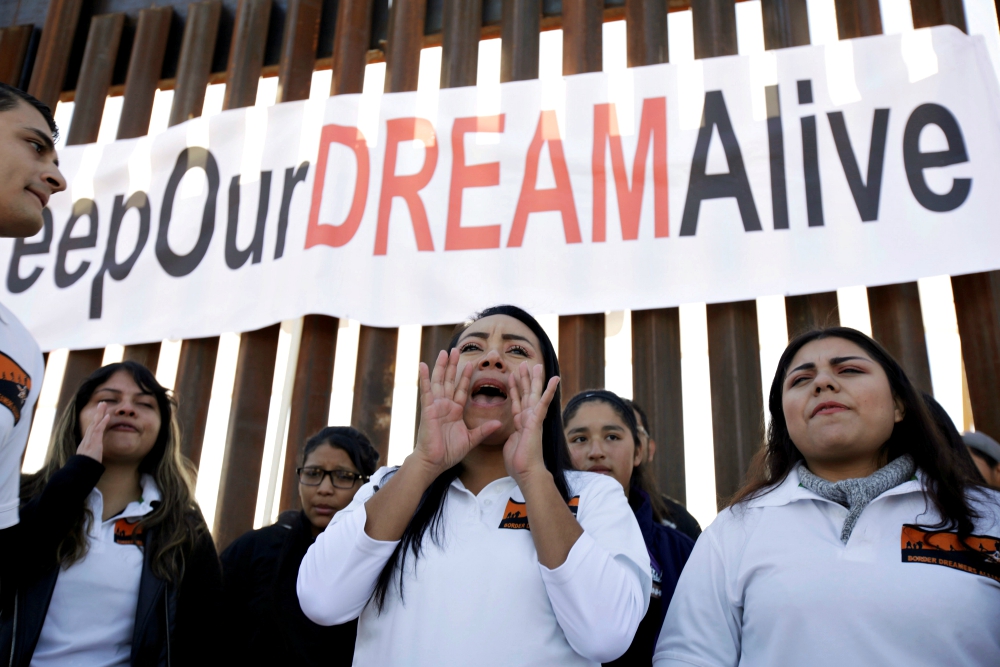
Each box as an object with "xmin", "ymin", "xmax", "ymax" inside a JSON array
[
  {"xmin": 296, "ymin": 468, "xmax": 400, "ymax": 625},
  {"xmin": 538, "ymin": 474, "xmax": 651, "ymax": 663},
  {"xmin": 653, "ymin": 518, "xmax": 742, "ymax": 667}
]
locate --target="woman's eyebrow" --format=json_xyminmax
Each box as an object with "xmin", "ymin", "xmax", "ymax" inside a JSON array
[
  {"xmin": 458, "ymin": 331, "xmax": 488, "ymax": 343},
  {"xmin": 94, "ymin": 387, "xmax": 122, "ymax": 395},
  {"xmin": 501, "ymin": 334, "xmax": 533, "ymax": 344},
  {"xmin": 829, "ymin": 355, "xmax": 869, "ymax": 365},
  {"xmin": 566, "ymin": 426, "xmax": 589, "ymax": 437},
  {"xmin": 786, "ymin": 362, "xmax": 815, "ymax": 378}
]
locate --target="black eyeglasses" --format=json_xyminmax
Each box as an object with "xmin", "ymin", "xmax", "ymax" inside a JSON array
[{"xmin": 296, "ymin": 467, "xmax": 369, "ymax": 489}]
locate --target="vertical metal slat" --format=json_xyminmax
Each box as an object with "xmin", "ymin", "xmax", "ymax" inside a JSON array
[{"xmin": 693, "ymin": 0, "xmax": 765, "ymax": 508}]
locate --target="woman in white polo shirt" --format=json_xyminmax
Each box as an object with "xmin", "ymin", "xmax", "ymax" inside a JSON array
[
  {"xmin": 297, "ymin": 305, "xmax": 651, "ymax": 666},
  {"xmin": 2, "ymin": 361, "xmax": 221, "ymax": 667},
  {"xmin": 655, "ymin": 327, "xmax": 1000, "ymax": 667}
]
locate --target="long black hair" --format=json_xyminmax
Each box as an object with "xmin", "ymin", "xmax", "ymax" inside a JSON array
[
  {"xmin": 372, "ymin": 305, "xmax": 572, "ymax": 610},
  {"xmin": 22, "ymin": 361, "xmax": 202, "ymax": 582},
  {"xmin": 732, "ymin": 327, "xmax": 985, "ymax": 541},
  {"xmin": 563, "ymin": 390, "xmax": 670, "ymax": 522}
]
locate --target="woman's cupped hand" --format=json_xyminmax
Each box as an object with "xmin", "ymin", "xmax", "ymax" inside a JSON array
[
  {"xmin": 412, "ymin": 349, "xmax": 503, "ymax": 476},
  {"xmin": 503, "ymin": 362, "xmax": 559, "ymax": 486}
]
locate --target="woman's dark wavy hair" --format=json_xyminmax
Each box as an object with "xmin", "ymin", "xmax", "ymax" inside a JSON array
[
  {"xmin": 301, "ymin": 426, "xmax": 380, "ymax": 477},
  {"xmin": 563, "ymin": 390, "xmax": 670, "ymax": 522},
  {"xmin": 22, "ymin": 361, "xmax": 203, "ymax": 583},
  {"xmin": 731, "ymin": 327, "xmax": 985, "ymax": 541},
  {"xmin": 372, "ymin": 305, "xmax": 572, "ymax": 611}
]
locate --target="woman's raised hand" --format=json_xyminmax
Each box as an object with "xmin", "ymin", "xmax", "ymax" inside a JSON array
[
  {"xmin": 412, "ymin": 349, "xmax": 502, "ymax": 476},
  {"xmin": 77, "ymin": 402, "xmax": 109, "ymax": 462},
  {"xmin": 503, "ymin": 362, "xmax": 559, "ymax": 484}
]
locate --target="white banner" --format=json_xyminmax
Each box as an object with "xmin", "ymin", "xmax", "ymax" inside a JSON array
[{"xmin": 4, "ymin": 26, "xmax": 1000, "ymax": 351}]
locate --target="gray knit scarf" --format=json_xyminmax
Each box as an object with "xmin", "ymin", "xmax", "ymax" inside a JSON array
[{"xmin": 796, "ymin": 454, "xmax": 916, "ymax": 543}]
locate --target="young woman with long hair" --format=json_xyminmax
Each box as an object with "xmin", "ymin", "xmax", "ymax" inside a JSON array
[
  {"xmin": 221, "ymin": 426, "xmax": 379, "ymax": 666},
  {"xmin": 1, "ymin": 361, "xmax": 221, "ymax": 667},
  {"xmin": 297, "ymin": 306, "xmax": 650, "ymax": 666},
  {"xmin": 563, "ymin": 389, "xmax": 693, "ymax": 666},
  {"xmin": 623, "ymin": 398, "xmax": 701, "ymax": 541},
  {"xmin": 654, "ymin": 327, "xmax": 1000, "ymax": 667}
]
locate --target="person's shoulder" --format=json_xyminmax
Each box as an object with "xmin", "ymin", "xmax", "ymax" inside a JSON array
[
  {"xmin": 0, "ymin": 302, "xmax": 41, "ymax": 363},
  {"xmin": 565, "ymin": 469, "xmax": 622, "ymax": 498},
  {"xmin": 222, "ymin": 514, "xmax": 294, "ymax": 557},
  {"xmin": 697, "ymin": 503, "xmax": 767, "ymax": 556}
]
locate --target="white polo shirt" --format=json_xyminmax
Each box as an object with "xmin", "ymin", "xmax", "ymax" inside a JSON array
[
  {"xmin": 0, "ymin": 300, "xmax": 43, "ymax": 529},
  {"xmin": 654, "ymin": 466, "xmax": 1000, "ymax": 667},
  {"xmin": 298, "ymin": 468, "xmax": 651, "ymax": 666},
  {"xmin": 31, "ymin": 474, "xmax": 161, "ymax": 667}
]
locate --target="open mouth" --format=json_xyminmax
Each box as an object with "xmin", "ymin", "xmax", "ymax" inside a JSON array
[{"xmin": 470, "ymin": 379, "xmax": 509, "ymax": 407}]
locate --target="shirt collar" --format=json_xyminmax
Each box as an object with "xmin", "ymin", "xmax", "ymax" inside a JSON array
[
  {"xmin": 88, "ymin": 474, "xmax": 162, "ymax": 524},
  {"xmin": 746, "ymin": 465, "xmax": 926, "ymax": 509}
]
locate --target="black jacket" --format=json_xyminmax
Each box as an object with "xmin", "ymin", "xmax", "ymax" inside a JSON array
[
  {"xmin": 221, "ymin": 509, "xmax": 357, "ymax": 667},
  {"xmin": 1, "ymin": 455, "xmax": 223, "ymax": 667},
  {"xmin": 661, "ymin": 495, "xmax": 702, "ymax": 542},
  {"xmin": 606, "ymin": 490, "xmax": 694, "ymax": 667}
]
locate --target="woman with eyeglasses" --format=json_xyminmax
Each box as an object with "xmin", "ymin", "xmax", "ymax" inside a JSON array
[{"xmin": 220, "ymin": 426, "xmax": 379, "ymax": 667}]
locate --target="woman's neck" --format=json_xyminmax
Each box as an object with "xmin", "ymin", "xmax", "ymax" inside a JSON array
[
  {"xmin": 95, "ymin": 461, "xmax": 143, "ymax": 521},
  {"xmin": 459, "ymin": 445, "xmax": 508, "ymax": 496},
  {"xmin": 804, "ymin": 455, "xmax": 883, "ymax": 483}
]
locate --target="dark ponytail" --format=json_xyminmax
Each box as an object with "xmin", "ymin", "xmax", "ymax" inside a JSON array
[{"xmin": 371, "ymin": 305, "xmax": 572, "ymax": 611}]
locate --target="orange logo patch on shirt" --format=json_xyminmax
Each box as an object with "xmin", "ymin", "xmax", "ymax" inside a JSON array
[
  {"xmin": 0, "ymin": 352, "xmax": 30, "ymax": 424},
  {"xmin": 114, "ymin": 518, "xmax": 146, "ymax": 546},
  {"xmin": 498, "ymin": 495, "xmax": 582, "ymax": 530},
  {"xmin": 901, "ymin": 524, "xmax": 1000, "ymax": 583},
  {"xmin": 499, "ymin": 499, "xmax": 529, "ymax": 530}
]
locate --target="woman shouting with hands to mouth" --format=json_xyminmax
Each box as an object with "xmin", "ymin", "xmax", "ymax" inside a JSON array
[{"xmin": 297, "ymin": 306, "xmax": 651, "ymax": 667}]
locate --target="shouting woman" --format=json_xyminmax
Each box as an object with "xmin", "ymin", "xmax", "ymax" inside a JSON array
[{"xmin": 297, "ymin": 306, "xmax": 650, "ymax": 666}]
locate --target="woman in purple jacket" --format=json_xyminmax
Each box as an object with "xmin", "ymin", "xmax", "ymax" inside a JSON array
[{"xmin": 564, "ymin": 390, "xmax": 694, "ymax": 666}]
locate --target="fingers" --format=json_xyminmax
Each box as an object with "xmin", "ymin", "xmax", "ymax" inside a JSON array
[
  {"xmin": 535, "ymin": 376, "xmax": 561, "ymax": 417},
  {"xmin": 508, "ymin": 369, "xmax": 522, "ymax": 416},
  {"xmin": 454, "ymin": 360, "xmax": 474, "ymax": 406},
  {"xmin": 443, "ymin": 348, "xmax": 460, "ymax": 398},
  {"xmin": 530, "ymin": 363, "xmax": 544, "ymax": 402},
  {"xmin": 516, "ymin": 362, "xmax": 533, "ymax": 405},
  {"xmin": 78, "ymin": 403, "xmax": 109, "ymax": 461},
  {"xmin": 467, "ymin": 420, "xmax": 503, "ymax": 447},
  {"xmin": 429, "ymin": 350, "xmax": 449, "ymax": 399},
  {"xmin": 418, "ymin": 362, "xmax": 432, "ymax": 405}
]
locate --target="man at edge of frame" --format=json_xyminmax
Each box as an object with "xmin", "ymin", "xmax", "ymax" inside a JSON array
[{"xmin": 0, "ymin": 82, "xmax": 67, "ymax": 610}]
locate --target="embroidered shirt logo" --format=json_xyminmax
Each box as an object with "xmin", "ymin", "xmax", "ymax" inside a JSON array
[
  {"xmin": 901, "ymin": 524, "xmax": 1000, "ymax": 582},
  {"xmin": 0, "ymin": 352, "xmax": 30, "ymax": 424},
  {"xmin": 114, "ymin": 518, "xmax": 146, "ymax": 546},
  {"xmin": 499, "ymin": 499, "xmax": 529, "ymax": 530},
  {"xmin": 498, "ymin": 495, "xmax": 582, "ymax": 530}
]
